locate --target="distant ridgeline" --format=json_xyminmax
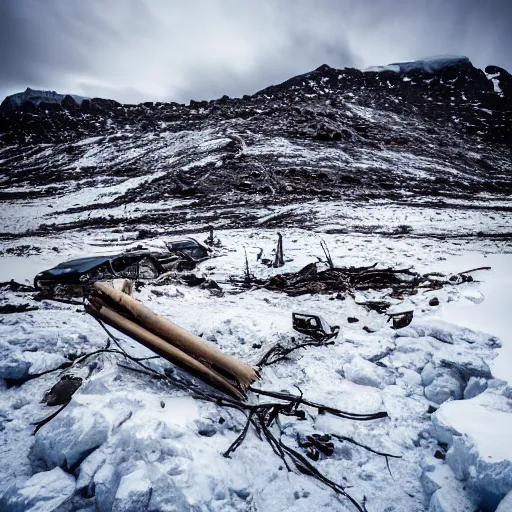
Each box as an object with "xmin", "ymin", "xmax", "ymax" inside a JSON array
[{"xmin": 0, "ymin": 87, "xmax": 89, "ymax": 111}]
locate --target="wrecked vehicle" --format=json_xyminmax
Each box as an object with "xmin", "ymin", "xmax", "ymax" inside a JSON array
[{"xmin": 34, "ymin": 237, "xmax": 210, "ymax": 296}]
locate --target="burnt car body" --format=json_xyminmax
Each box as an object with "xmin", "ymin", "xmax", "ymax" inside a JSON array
[{"xmin": 34, "ymin": 237, "xmax": 210, "ymax": 296}]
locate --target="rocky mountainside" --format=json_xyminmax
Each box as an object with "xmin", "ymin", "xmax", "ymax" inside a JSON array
[{"xmin": 0, "ymin": 56, "xmax": 511, "ymax": 240}]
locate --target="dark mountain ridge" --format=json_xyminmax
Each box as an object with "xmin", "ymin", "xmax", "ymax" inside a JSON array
[{"xmin": 1, "ymin": 56, "xmax": 511, "ymax": 147}]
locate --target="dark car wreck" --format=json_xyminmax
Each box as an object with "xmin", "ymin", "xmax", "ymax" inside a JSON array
[{"xmin": 34, "ymin": 237, "xmax": 210, "ymax": 296}]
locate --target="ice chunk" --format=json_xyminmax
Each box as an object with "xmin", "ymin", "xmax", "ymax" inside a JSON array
[
  {"xmin": 496, "ymin": 490, "xmax": 512, "ymax": 512},
  {"xmin": 421, "ymin": 362, "xmax": 438, "ymax": 387},
  {"xmin": 112, "ymin": 462, "xmax": 152, "ymax": 512},
  {"xmin": 421, "ymin": 363, "xmax": 464, "ymax": 404},
  {"xmin": 33, "ymin": 401, "xmax": 110, "ymax": 469},
  {"xmin": 421, "ymin": 459, "xmax": 478, "ymax": 511},
  {"xmin": 424, "ymin": 371, "xmax": 463, "ymax": 404},
  {"xmin": 146, "ymin": 470, "xmax": 191, "ymax": 512},
  {"xmin": 421, "ymin": 460, "xmax": 458, "ymax": 500},
  {"xmin": 437, "ymin": 353, "xmax": 492, "ymax": 381},
  {"xmin": 432, "ymin": 393, "xmax": 512, "ymax": 509},
  {"xmin": 398, "ymin": 367, "xmax": 422, "ymax": 387},
  {"xmin": 0, "ymin": 340, "xmax": 67, "ymax": 380},
  {"xmin": 464, "ymin": 377, "xmax": 488, "ymax": 400},
  {"xmin": 24, "ymin": 351, "xmax": 67, "ymax": 376},
  {"xmin": 0, "ymin": 467, "xmax": 75, "ymax": 512},
  {"xmin": 94, "ymin": 462, "xmax": 119, "ymax": 512},
  {"xmin": 0, "ymin": 347, "xmax": 31, "ymax": 380},
  {"xmin": 76, "ymin": 448, "xmax": 107, "ymax": 494},
  {"xmin": 428, "ymin": 483, "xmax": 476, "ymax": 512},
  {"xmin": 397, "ymin": 318, "xmax": 498, "ymax": 346},
  {"xmin": 343, "ymin": 355, "xmax": 394, "ymax": 389}
]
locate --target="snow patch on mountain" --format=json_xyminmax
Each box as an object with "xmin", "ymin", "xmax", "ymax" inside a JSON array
[{"xmin": 366, "ymin": 55, "xmax": 470, "ymax": 74}]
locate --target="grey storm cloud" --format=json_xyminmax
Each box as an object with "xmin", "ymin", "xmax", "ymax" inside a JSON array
[{"xmin": 1, "ymin": 0, "xmax": 511, "ymax": 104}]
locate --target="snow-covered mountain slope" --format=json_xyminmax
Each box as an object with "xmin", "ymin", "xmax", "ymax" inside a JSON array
[
  {"xmin": 0, "ymin": 57, "xmax": 512, "ymax": 512},
  {"xmin": 0, "ymin": 57, "xmax": 510, "ymax": 240}
]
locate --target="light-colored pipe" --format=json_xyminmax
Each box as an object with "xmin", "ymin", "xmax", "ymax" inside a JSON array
[
  {"xmin": 92, "ymin": 282, "xmax": 258, "ymax": 389},
  {"xmin": 92, "ymin": 300, "xmax": 245, "ymax": 400}
]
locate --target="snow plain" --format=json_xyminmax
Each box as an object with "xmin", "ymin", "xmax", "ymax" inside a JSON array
[{"xmin": 1, "ymin": 201, "xmax": 511, "ymax": 511}]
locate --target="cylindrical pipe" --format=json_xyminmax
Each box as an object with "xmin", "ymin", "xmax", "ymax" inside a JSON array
[
  {"xmin": 92, "ymin": 282, "xmax": 258, "ymax": 388},
  {"xmin": 91, "ymin": 301, "xmax": 245, "ymax": 400}
]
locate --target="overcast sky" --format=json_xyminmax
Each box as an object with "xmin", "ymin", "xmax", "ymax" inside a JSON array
[{"xmin": 1, "ymin": 0, "xmax": 511, "ymax": 104}]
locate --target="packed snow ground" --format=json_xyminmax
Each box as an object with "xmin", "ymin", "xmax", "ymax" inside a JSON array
[{"xmin": 0, "ymin": 207, "xmax": 512, "ymax": 511}]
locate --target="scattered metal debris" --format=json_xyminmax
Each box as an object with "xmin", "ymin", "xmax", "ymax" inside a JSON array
[
  {"xmin": 273, "ymin": 232, "xmax": 284, "ymax": 268},
  {"xmin": 292, "ymin": 312, "xmax": 339, "ymax": 340},
  {"xmin": 43, "ymin": 375, "xmax": 83, "ymax": 406},
  {"xmin": 0, "ymin": 303, "xmax": 38, "ymax": 314},
  {"xmin": 387, "ymin": 310, "xmax": 414, "ymax": 329},
  {"xmin": 320, "ymin": 239, "xmax": 334, "ymax": 268}
]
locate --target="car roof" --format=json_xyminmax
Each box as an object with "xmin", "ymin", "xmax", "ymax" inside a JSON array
[{"xmin": 46, "ymin": 255, "xmax": 117, "ymax": 275}]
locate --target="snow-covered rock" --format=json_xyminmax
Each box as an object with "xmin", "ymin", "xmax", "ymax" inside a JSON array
[
  {"xmin": 0, "ymin": 467, "xmax": 75, "ymax": 512},
  {"xmin": 391, "ymin": 55, "xmax": 471, "ymax": 74},
  {"xmin": 1, "ymin": 87, "xmax": 88, "ymax": 111},
  {"xmin": 366, "ymin": 55, "xmax": 471, "ymax": 74}
]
